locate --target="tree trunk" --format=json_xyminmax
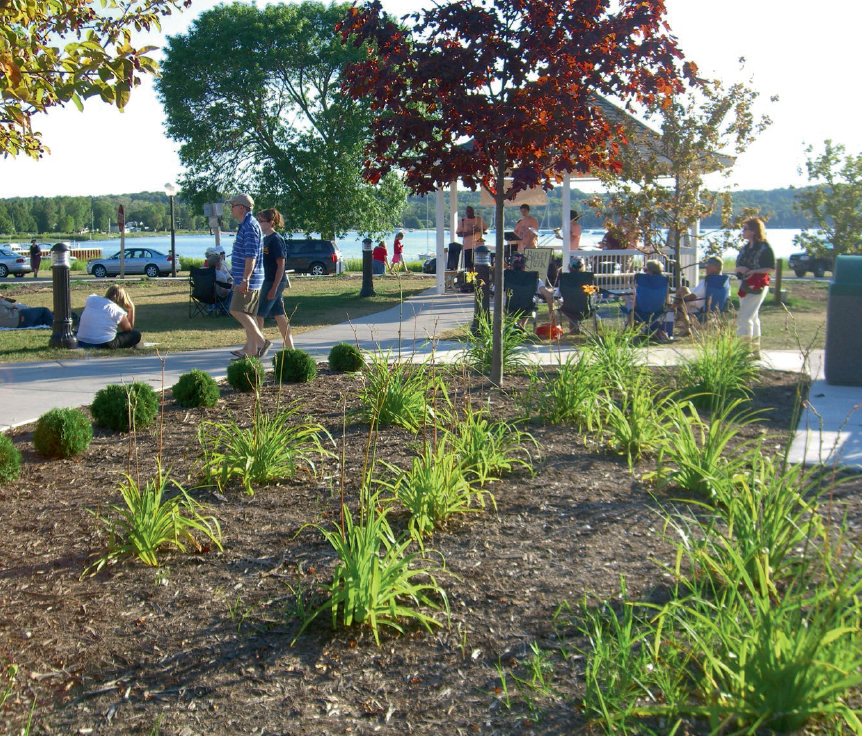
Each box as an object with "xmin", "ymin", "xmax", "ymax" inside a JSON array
[{"xmin": 490, "ymin": 153, "xmax": 506, "ymax": 386}]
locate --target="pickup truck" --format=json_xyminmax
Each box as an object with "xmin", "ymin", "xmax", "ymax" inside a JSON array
[{"xmin": 787, "ymin": 250, "xmax": 834, "ymax": 278}]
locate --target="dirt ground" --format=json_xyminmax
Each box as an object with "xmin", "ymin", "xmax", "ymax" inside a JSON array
[{"xmin": 0, "ymin": 365, "xmax": 852, "ymax": 735}]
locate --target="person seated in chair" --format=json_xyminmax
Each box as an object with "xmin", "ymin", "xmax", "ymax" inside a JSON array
[
  {"xmin": 622, "ymin": 259, "xmax": 671, "ymax": 342},
  {"xmin": 0, "ymin": 297, "xmax": 53, "ymax": 329},
  {"xmin": 540, "ymin": 257, "xmax": 591, "ymax": 334},
  {"xmin": 507, "ymin": 252, "xmax": 544, "ymax": 330},
  {"xmin": 672, "ymin": 256, "xmax": 728, "ymax": 336},
  {"xmin": 204, "ymin": 250, "xmax": 233, "ymax": 311}
]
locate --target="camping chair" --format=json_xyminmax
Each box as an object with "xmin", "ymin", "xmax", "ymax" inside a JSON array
[
  {"xmin": 623, "ymin": 272, "xmax": 670, "ymax": 336},
  {"xmin": 504, "ymin": 269, "xmax": 540, "ymax": 331},
  {"xmin": 556, "ymin": 271, "xmax": 598, "ymax": 334},
  {"xmin": 189, "ymin": 266, "xmax": 231, "ymax": 318},
  {"xmin": 681, "ymin": 273, "xmax": 732, "ymax": 330}
]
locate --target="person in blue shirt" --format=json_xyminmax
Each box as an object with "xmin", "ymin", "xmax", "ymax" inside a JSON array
[{"xmin": 225, "ymin": 193, "xmax": 267, "ymax": 359}]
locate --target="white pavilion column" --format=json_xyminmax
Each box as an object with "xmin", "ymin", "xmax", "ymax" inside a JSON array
[
  {"xmin": 449, "ymin": 181, "xmax": 458, "ymax": 253},
  {"xmin": 435, "ymin": 186, "xmax": 446, "ymax": 294},
  {"xmin": 561, "ymin": 172, "xmax": 572, "ymax": 266}
]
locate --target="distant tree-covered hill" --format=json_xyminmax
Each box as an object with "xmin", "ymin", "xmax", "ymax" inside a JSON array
[{"xmin": 0, "ymin": 186, "xmax": 812, "ymax": 237}]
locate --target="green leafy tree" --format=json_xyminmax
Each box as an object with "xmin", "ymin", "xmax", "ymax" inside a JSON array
[
  {"xmin": 157, "ymin": 0, "xmax": 406, "ymax": 239},
  {"xmin": 0, "ymin": 0, "xmax": 191, "ymax": 159},
  {"xmin": 339, "ymin": 0, "xmax": 696, "ymax": 384},
  {"xmin": 794, "ymin": 140, "xmax": 862, "ymax": 256},
  {"xmin": 590, "ymin": 70, "xmax": 773, "ymax": 285}
]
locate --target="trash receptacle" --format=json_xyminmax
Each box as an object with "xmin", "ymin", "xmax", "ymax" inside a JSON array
[{"xmin": 825, "ymin": 255, "xmax": 862, "ymax": 385}]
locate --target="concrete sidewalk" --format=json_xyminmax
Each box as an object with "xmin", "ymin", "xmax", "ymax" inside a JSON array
[{"xmin": 1, "ymin": 290, "xmax": 859, "ymax": 471}]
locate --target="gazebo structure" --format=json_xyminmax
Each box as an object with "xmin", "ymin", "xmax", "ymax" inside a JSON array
[{"xmin": 428, "ymin": 94, "xmax": 734, "ymax": 294}]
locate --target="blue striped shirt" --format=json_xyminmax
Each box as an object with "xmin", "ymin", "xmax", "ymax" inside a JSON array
[{"xmin": 231, "ymin": 212, "xmax": 265, "ymax": 290}]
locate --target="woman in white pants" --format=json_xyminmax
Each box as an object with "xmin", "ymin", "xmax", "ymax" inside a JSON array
[{"xmin": 736, "ymin": 217, "xmax": 774, "ymax": 358}]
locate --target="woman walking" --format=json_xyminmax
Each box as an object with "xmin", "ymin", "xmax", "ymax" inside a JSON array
[
  {"xmin": 256, "ymin": 208, "xmax": 294, "ymax": 354},
  {"xmin": 736, "ymin": 217, "xmax": 774, "ymax": 359}
]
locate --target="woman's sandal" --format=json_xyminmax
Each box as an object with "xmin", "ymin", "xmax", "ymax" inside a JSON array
[{"xmin": 230, "ymin": 349, "xmax": 245, "ymax": 357}]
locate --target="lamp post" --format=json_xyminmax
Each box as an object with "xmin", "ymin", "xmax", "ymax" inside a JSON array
[
  {"xmin": 164, "ymin": 182, "xmax": 178, "ymax": 277},
  {"xmin": 471, "ymin": 244, "xmax": 492, "ymax": 334},
  {"xmin": 49, "ymin": 242, "xmax": 77, "ymax": 349},
  {"xmin": 359, "ymin": 237, "xmax": 375, "ymax": 297}
]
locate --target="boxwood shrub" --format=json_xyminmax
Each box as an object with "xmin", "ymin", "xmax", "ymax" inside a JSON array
[
  {"xmin": 173, "ymin": 369, "xmax": 220, "ymax": 408},
  {"xmin": 328, "ymin": 342, "xmax": 365, "ymax": 373},
  {"xmin": 0, "ymin": 434, "xmax": 22, "ymax": 483},
  {"xmin": 273, "ymin": 349, "xmax": 317, "ymax": 383},
  {"xmin": 33, "ymin": 408, "xmax": 93, "ymax": 459},
  {"xmin": 91, "ymin": 382, "xmax": 160, "ymax": 432},
  {"xmin": 226, "ymin": 356, "xmax": 264, "ymax": 392}
]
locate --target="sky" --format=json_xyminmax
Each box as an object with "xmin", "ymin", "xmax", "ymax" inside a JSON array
[{"xmin": 1, "ymin": 0, "xmax": 859, "ymax": 199}]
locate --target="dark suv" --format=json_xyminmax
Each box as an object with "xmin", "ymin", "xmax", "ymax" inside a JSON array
[{"xmin": 284, "ymin": 239, "xmax": 344, "ymax": 275}]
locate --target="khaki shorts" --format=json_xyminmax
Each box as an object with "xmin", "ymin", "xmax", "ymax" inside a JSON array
[{"xmin": 231, "ymin": 287, "xmax": 261, "ymax": 316}]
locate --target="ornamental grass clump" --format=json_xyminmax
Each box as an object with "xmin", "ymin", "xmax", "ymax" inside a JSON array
[
  {"xmin": 583, "ymin": 325, "xmax": 641, "ymax": 394},
  {"xmin": 33, "ymin": 407, "xmax": 92, "ymax": 459},
  {"xmin": 91, "ymin": 382, "xmax": 159, "ymax": 432},
  {"xmin": 226, "ymin": 355, "xmax": 264, "ymax": 392},
  {"xmin": 273, "ymin": 348, "xmax": 317, "ymax": 383},
  {"xmin": 603, "ymin": 375, "xmax": 674, "ymax": 468},
  {"xmin": 328, "ymin": 342, "xmax": 365, "ymax": 372},
  {"xmin": 678, "ymin": 329, "xmax": 759, "ymax": 410},
  {"xmin": 463, "ymin": 312, "xmax": 530, "ymax": 376},
  {"xmin": 448, "ymin": 405, "xmax": 536, "ymax": 486},
  {"xmin": 172, "ymin": 369, "xmax": 220, "ymax": 408},
  {"xmin": 84, "ymin": 464, "xmax": 222, "ymax": 575},
  {"xmin": 357, "ymin": 353, "xmax": 447, "ymax": 432},
  {"xmin": 295, "ymin": 499, "xmax": 447, "ymax": 646},
  {"xmin": 377, "ymin": 440, "xmax": 493, "ymax": 544},
  {"xmin": 198, "ymin": 403, "xmax": 333, "ymax": 495},
  {"xmin": 523, "ymin": 352, "xmax": 604, "ymax": 430},
  {"xmin": 0, "ymin": 434, "xmax": 22, "ymax": 483}
]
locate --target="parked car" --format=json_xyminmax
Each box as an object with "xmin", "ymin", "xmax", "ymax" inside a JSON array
[
  {"xmin": 87, "ymin": 248, "xmax": 173, "ymax": 278},
  {"xmin": 284, "ymin": 239, "xmax": 343, "ymax": 275},
  {"xmin": 788, "ymin": 248, "xmax": 834, "ymax": 278},
  {"xmin": 0, "ymin": 247, "xmax": 32, "ymax": 278}
]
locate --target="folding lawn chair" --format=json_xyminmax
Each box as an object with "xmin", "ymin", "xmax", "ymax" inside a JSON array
[
  {"xmin": 623, "ymin": 272, "xmax": 670, "ymax": 336},
  {"xmin": 503, "ymin": 269, "xmax": 540, "ymax": 331},
  {"xmin": 557, "ymin": 271, "xmax": 598, "ymax": 334},
  {"xmin": 189, "ymin": 266, "xmax": 231, "ymax": 318}
]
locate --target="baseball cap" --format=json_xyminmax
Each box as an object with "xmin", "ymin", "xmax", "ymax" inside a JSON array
[
  {"xmin": 205, "ymin": 245, "xmax": 225, "ymax": 257},
  {"xmin": 702, "ymin": 256, "xmax": 723, "ymax": 267},
  {"xmin": 225, "ymin": 193, "xmax": 254, "ymax": 209}
]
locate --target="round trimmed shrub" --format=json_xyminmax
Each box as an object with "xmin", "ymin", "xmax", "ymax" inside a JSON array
[
  {"xmin": 226, "ymin": 355, "xmax": 264, "ymax": 392},
  {"xmin": 33, "ymin": 408, "xmax": 93, "ymax": 459},
  {"xmin": 328, "ymin": 342, "xmax": 365, "ymax": 373},
  {"xmin": 273, "ymin": 348, "xmax": 317, "ymax": 383},
  {"xmin": 0, "ymin": 434, "xmax": 22, "ymax": 483},
  {"xmin": 173, "ymin": 369, "xmax": 220, "ymax": 408},
  {"xmin": 91, "ymin": 382, "xmax": 160, "ymax": 432}
]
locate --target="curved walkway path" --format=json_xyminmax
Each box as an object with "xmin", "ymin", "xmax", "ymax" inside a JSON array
[{"xmin": 0, "ymin": 289, "xmax": 857, "ymax": 470}]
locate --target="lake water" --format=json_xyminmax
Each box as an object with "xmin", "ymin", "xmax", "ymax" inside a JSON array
[{"xmin": 81, "ymin": 228, "xmax": 806, "ymax": 263}]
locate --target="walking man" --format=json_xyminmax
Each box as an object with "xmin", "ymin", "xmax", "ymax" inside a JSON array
[{"xmin": 225, "ymin": 193, "xmax": 268, "ymax": 359}]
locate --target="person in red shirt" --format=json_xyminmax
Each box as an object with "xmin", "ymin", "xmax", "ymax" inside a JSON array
[
  {"xmin": 389, "ymin": 231, "xmax": 407, "ymax": 274},
  {"xmin": 372, "ymin": 241, "xmax": 388, "ymax": 275}
]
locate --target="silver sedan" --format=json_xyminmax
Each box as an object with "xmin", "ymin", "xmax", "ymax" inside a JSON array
[
  {"xmin": 0, "ymin": 247, "xmax": 33, "ymax": 278},
  {"xmin": 87, "ymin": 248, "xmax": 173, "ymax": 278}
]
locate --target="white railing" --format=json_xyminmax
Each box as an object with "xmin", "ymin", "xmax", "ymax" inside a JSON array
[{"xmin": 576, "ymin": 248, "xmax": 698, "ymax": 291}]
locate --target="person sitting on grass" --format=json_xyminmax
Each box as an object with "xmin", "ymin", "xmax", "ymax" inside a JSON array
[
  {"xmin": 0, "ymin": 296, "xmax": 53, "ymax": 329},
  {"xmin": 76, "ymin": 285, "xmax": 142, "ymax": 349}
]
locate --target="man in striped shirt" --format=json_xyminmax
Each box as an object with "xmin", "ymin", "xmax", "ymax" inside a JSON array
[{"xmin": 226, "ymin": 193, "xmax": 268, "ymax": 359}]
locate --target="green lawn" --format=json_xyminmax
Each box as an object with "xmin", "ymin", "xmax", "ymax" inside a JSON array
[{"xmin": 0, "ymin": 273, "xmax": 436, "ymax": 363}]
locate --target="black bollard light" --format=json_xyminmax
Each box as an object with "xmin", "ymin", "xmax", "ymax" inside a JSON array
[
  {"xmin": 359, "ymin": 237, "xmax": 375, "ymax": 297},
  {"xmin": 49, "ymin": 242, "xmax": 78, "ymax": 349},
  {"xmin": 471, "ymin": 244, "xmax": 492, "ymax": 334}
]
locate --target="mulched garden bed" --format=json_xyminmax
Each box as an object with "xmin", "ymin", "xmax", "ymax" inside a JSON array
[{"xmin": 1, "ymin": 365, "xmax": 855, "ymax": 735}]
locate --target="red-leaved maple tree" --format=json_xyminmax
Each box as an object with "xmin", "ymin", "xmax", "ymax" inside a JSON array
[{"xmin": 339, "ymin": 0, "xmax": 698, "ymax": 384}]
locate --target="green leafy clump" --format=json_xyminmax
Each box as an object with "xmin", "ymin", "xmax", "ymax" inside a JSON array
[
  {"xmin": 463, "ymin": 312, "xmax": 530, "ymax": 375},
  {"xmin": 198, "ymin": 404, "xmax": 333, "ymax": 495},
  {"xmin": 84, "ymin": 464, "xmax": 222, "ymax": 575},
  {"xmin": 226, "ymin": 355, "xmax": 264, "ymax": 392},
  {"xmin": 172, "ymin": 369, "xmax": 220, "ymax": 408},
  {"xmin": 0, "ymin": 434, "xmax": 22, "ymax": 483},
  {"xmin": 33, "ymin": 408, "xmax": 93, "ymax": 459},
  {"xmin": 357, "ymin": 352, "xmax": 448, "ymax": 432},
  {"xmin": 678, "ymin": 330, "xmax": 759, "ymax": 410},
  {"xmin": 295, "ymin": 499, "xmax": 447, "ymax": 646},
  {"xmin": 273, "ymin": 349, "xmax": 317, "ymax": 383},
  {"xmin": 328, "ymin": 342, "xmax": 365, "ymax": 372},
  {"xmin": 91, "ymin": 382, "xmax": 159, "ymax": 432}
]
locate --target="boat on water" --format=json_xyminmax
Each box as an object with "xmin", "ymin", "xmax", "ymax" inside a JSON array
[{"xmin": 416, "ymin": 251, "xmax": 435, "ymax": 261}]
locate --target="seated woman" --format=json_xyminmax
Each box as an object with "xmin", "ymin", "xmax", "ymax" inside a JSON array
[
  {"xmin": 0, "ymin": 297, "xmax": 53, "ymax": 329},
  {"xmin": 76, "ymin": 285, "xmax": 142, "ymax": 349},
  {"xmin": 205, "ymin": 251, "xmax": 233, "ymax": 309}
]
